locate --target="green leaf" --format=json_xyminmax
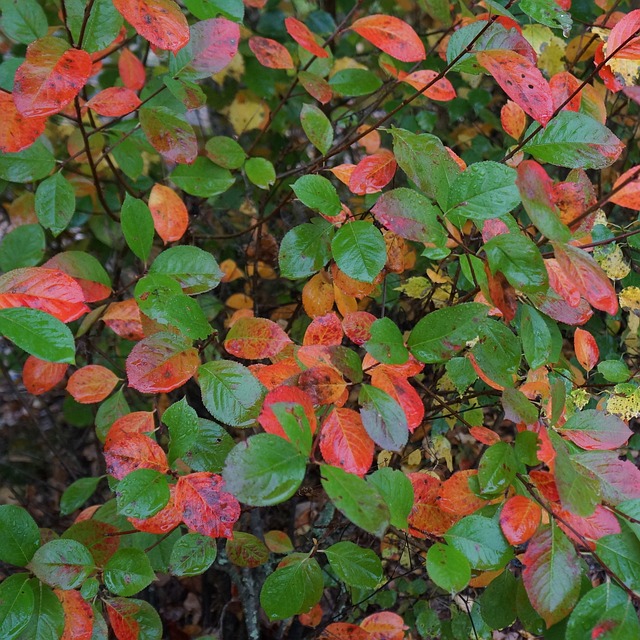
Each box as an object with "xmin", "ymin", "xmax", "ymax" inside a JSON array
[
  {"xmin": 0, "ymin": 141, "xmax": 55, "ymax": 183},
  {"xmin": 0, "ymin": 0, "xmax": 48, "ymax": 44},
  {"xmin": 120, "ymin": 194, "xmax": 154, "ymax": 263},
  {"xmin": 325, "ymin": 541, "xmax": 383, "ymax": 589},
  {"xmin": 359, "ymin": 384, "xmax": 409, "ymax": 452},
  {"xmin": 0, "ymin": 308, "xmax": 75, "ymax": 364},
  {"xmin": 366, "ymin": 467, "xmax": 414, "ymax": 529},
  {"xmin": 226, "ymin": 531, "xmax": 269, "ymax": 568},
  {"xmin": 0, "ymin": 573, "xmax": 34, "ymax": 640},
  {"xmin": 223, "ymin": 434, "xmax": 306, "ymax": 506},
  {"xmin": 115, "ymin": 469, "xmax": 170, "ymax": 519},
  {"xmin": 502, "ymin": 388, "xmax": 538, "ymax": 425},
  {"xmin": 104, "ymin": 548, "xmax": 155, "ymax": 596},
  {"xmin": 426, "ymin": 543, "xmax": 471, "ymax": 593},
  {"xmin": 205, "ymin": 136, "xmax": 246, "ymax": 169},
  {"xmin": 320, "ymin": 465, "xmax": 390, "ymax": 537},
  {"xmin": 470, "ymin": 319, "xmax": 521, "ymax": 388},
  {"xmin": 522, "ymin": 112, "xmax": 623, "ymax": 169},
  {"xmin": 443, "ymin": 515, "xmax": 513, "ymax": 570},
  {"xmin": 183, "ymin": 0, "xmax": 244, "ymax": 21},
  {"xmin": 597, "ymin": 360, "xmax": 630, "ymax": 383},
  {"xmin": 596, "ymin": 523, "xmax": 640, "ymax": 593},
  {"xmin": 478, "ymin": 442, "xmax": 517, "ymax": 494},
  {"xmin": 45, "ymin": 251, "xmax": 111, "ymax": 288},
  {"xmin": 162, "ymin": 397, "xmax": 199, "ymax": 465},
  {"xmin": 66, "ymin": 0, "xmax": 123, "ymax": 52},
  {"xmin": 0, "ymin": 505, "xmax": 40, "ymax": 567},
  {"xmin": 60, "ymin": 476, "xmax": 102, "ymax": 516},
  {"xmin": 245, "ymin": 157, "xmax": 276, "ymax": 189},
  {"xmin": 170, "ymin": 157, "xmax": 235, "ymax": 197},
  {"xmin": 150, "ymin": 245, "xmax": 223, "ymax": 294},
  {"xmin": 164, "ymin": 76, "xmax": 206, "ymax": 110},
  {"xmin": 95, "ymin": 387, "xmax": 129, "ymax": 442},
  {"xmin": 169, "ymin": 533, "xmax": 217, "ymax": 577},
  {"xmin": 365, "ymin": 318, "xmax": 409, "ymax": 364},
  {"xmin": 331, "ymin": 221, "xmax": 386, "ymax": 283},
  {"xmin": 198, "ymin": 360, "xmax": 265, "ymax": 428},
  {"xmin": 521, "ymin": 0, "xmax": 571, "ymax": 33},
  {"xmin": 182, "ymin": 418, "xmax": 235, "ymax": 473},
  {"xmin": 300, "ymin": 104, "xmax": 333, "ymax": 154},
  {"xmin": 484, "ymin": 233, "xmax": 548, "ymax": 292},
  {"xmin": 270, "ymin": 403, "xmax": 313, "ymax": 457},
  {"xmin": 329, "ymin": 69, "xmax": 382, "ymax": 96},
  {"xmin": 139, "ymin": 107, "xmax": 197, "ymax": 164},
  {"xmin": 278, "ymin": 218, "xmax": 334, "ymax": 279},
  {"xmin": 0, "ymin": 224, "xmax": 45, "ymax": 270},
  {"xmin": 15, "ymin": 580, "xmax": 64, "ymax": 640},
  {"xmin": 408, "ymin": 303, "xmax": 488, "ymax": 363},
  {"xmin": 520, "ymin": 304, "xmax": 562, "ymax": 370},
  {"xmin": 34, "ymin": 173, "xmax": 75, "ymax": 237},
  {"xmin": 29, "ymin": 539, "xmax": 94, "ymax": 589},
  {"xmin": 478, "ymin": 568, "xmax": 518, "ymax": 630},
  {"xmin": 291, "ymin": 175, "xmax": 342, "ymax": 217}
]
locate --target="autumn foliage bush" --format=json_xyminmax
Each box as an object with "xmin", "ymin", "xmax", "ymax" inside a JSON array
[{"xmin": 2, "ymin": 0, "xmax": 640, "ymax": 638}]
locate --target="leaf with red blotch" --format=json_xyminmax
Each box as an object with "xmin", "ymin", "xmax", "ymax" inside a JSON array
[
  {"xmin": 607, "ymin": 9, "xmax": 640, "ymax": 60},
  {"xmin": 249, "ymin": 37, "xmax": 294, "ymax": 70},
  {"xmin": 549, "ymin": 71, "xmax": 581, "ymax": 112},
  {"xmin": 0, "ymin": 90, "xmax": 47, "ymax": 153},
  {"xmin": 558, "ymin": 409, "xmax": 631, "ymax": 451},
  {"xmin": 285, "ymin": 17, "xmax": 328, "ymax": 58},
  {"xmin": 400, "ymin": 69, "xmax": 456, "ymax": 101},
  {"xmin": 298, "ymin": 71, "xmax": 332, "ymax": 104},
  {"xmin": 67, "ymin": 365, "xmax": 119, "ymax": 404},
  {"xmin": 139, "ymin": 107, "xmax": 197, "ymax": 164},
  {"xmin": 609, "ymin": 165, "xmax": 640, "ymax": 210},
  {"xmin": 349, "ymin": 149, "xmax": 397, "ymax": 195},
  {"xmin": 555, "ymin": 505, "xmax": 621, "ymax": 550},
  {"xmin": 176, "ymin": 472, "xmax": 240, "ymax": 538},
  {"xmin": 112, "ymin": 0, "xmax": 189, "ymax": 53},
  {"xmin": 65, "ymin": 519, "xmax": 120, "ymax": 565},
  {"xmin": 224, "ymin": 317, "xmax": 292, "ymax": 359},
  {"xmin": 342, "ymin": 311, "xmax": 376, "ymax": 345},
  {"xmin": 0, "ymin": 267, "xmax": 89, "ymax": 323},
  {"xmin": 469, "ymin": 426, "xmax": 501, "ymax": 446},
  {"xmin": 319, "ymin": 407, "xmax": 374, "ymax": 477},
  {"xmin": 408, "ymin": 472, "xmax": 456, "ymax": 537},
  {"xmin": 103, "ymin": 299, "xmax": 145, "ymax": 341},
  {"xmin": 13, "ymin": 37, "xmax": 92, "ymax": 117},
  {"xmin": 250, "ymin": 358, "xmax": 301, "ymax": 390},
  {"xmin": 104, "ymin": 433, "xmax": 168, "ymax": 480},
  {"xmin": 148, "ymin": 183, "xmax": 189, "ymax": 244},
  {"xmin": 303, "ymin": 312, "xmax": 344, "ymax": 346},
  {"xmin": 126, "ymin": 332, "xmax": 200, "ymax": 393},
  {"xmin": 350, "ymin": 15, "xmax": 425, "ymax": 62},
  {"xmin": 499, "ymin": 495, "xmax": 541, "ymax": 545},
  {"xmin": 318, "ymin": 623, "xmax": 371, "ymax": 640},
  {"xmin": 54, "ymin": 588, "xmax": 94, "ymax": 640},
  {"xmin": 258, "ymin": 386, "xmax": 317, "ymax": 439},
  {"xmin": 105, "ymin": 412, "xmax": 155, "ymax": 447},
  {"xmin": 574, "ymin": 328, "xmax": 598, "ymax": 372},
  {"xmin": 184, "ymin": 19, "xmax": 240, "ymax": 78},
  {"xmin": 22, "ymin": 356, "xmax": 68, "ymax": 395},
  {"xmin": 128, "ymin": 485, "xmax": 182, "ymax": 534},
  {"xmin": 370, "ymin": 367, "xmax": 424, "ymax": 431},
  {"xmin": 500, "ymin": 100, "xmax": 526, "ymax": 140},
  {"xmin": 43, "ymin": 253, "xmax": 111, "ymax": 303},
  {"xmin": 86, "ymin": 87, "xmax": 141, "ymax": 117},
  {"xmin": 298, "ymin": 365, "xmax": 346, "ymax": 405},
  {"xmin": 530, "ymin": 285, "xmax": 594, "ymax": 326},
  {"xmin": 105, "ymin": 598, "xmax": 151, "ymax": 640},
  {"xmin": 522, "ymin": 525, "xmax": 582, "ymax": 627},
  {"xmin": 477, "ymin": 50, "xmax": 554, "ymax": 126},
  {"xmin": 118, "ymin": 49, "xmax": 146, "ymax": 92},
  {"xmin": 360, "ymin": 611, "xmax": 408, "ymax": 640},
  {"xmin": 438, "ymin": 470, "xmax": 486, "ymax": 516},
  {"xmin": 553, "ymin": 243, "xmax": 618, "ymax": 315}
]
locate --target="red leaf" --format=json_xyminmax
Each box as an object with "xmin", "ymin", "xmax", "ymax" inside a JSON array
[
  {"xmin": 530, "ymin": 470, "xmax": 560, "ymax": 502},
  {"xmin": 258, "ymin": 386, "xmax": 318, "ymax": 439},
  {"xmin": 126, "ymin": 332, "xmax": 200, "ymax": 393},
  {"xmin": 318, "ymin": 623, "xmax": 371, "ymax": 640},
  {"xmin": 360, "ymin": 611, "xmax": 408, "ymax": 640},
  {"xmin": 176, "ymin": 472, "xmax": 241, "ymax": 538},
  {"xmin": 188, "ymin": 19, "xmax": 240, "ymax": 76},
  {"xmin": 350, "ymin": 15, "xmax": 426, "ymax": 62},
  {"xmin": 400, "ymin": 69, "xmax": 456, "ymax": 101},
  {"xmin": 607, "ymin": 9, "xmax": 640, "ymax": 60},
  {"xmin": 13, "ymin": 37, "xmax": 92, "ymax": 117},
  {"xmin": 609, "ymin": 165, "xmax": 640, "ymax": 210},
  {"xmin": 0, "ymin": 90, "xmax": 47, "ymax": 153},
  {"xmin": 128, "ymin": 485, "xmax": 182, "ymax": 534},
  {"xmin": 342, "ymin": 311, "xmax": 376, "ymax": 345},
  {"xmin": 54, "ymin": 589, "xmax": 94, "ymax": 640},
  {"xmin": 555, "ymin": 505, "xmax": 621, "ymax": 550},
  {"xmin": 285, "ymin": 17, "xmax": 328, "ymax": 58},
  {"xmin": 22, "ymin": 356, "xmax": 68, "ymax": 395},
  {"xmin": 549, "ymin": 71, "xmax": 581, "ymax": 112},
  {"xmin": 408, "ymin": 472, "xmax": 456, "ymax": 537},
  {"xmin": 319, "ymin": 407, "xmax": 374, "ymax": 477},
  {"xmin": 112, "ymin": 0, "xmax": 189, "ymax": 53},
  {"xmin": 65, "ymin": 519, "xmax": 120, "ymax": 565},
  {"xmin": 118, "ymin": 49, "xmax": 146, "ymax": 92},
  {"xmin": 477, "ymin": 50, "xmax": 554, "ymax": 126},
  {"xmin": 105, "ymin": 412, "xmax": 155, "ymax": 447},
  {"xmin": 499, "ymin": 495, "xmax": 541, "ymax": 545},
  {"xmin": 224, "ymin": 317, "xmax": 292, "ymax": 359},
  {"xmin": 349, "ymin": 149, "xmax": 397, "ymax": 195},
  {"xmin": 574, "ymin": 328, "xmax": 599, "ymax": 372},
  {"xmin": 103, "ymin": 299, "xmax": 145, "ymax": 341},
  {"xmin": 249, "ymin": 37, "xmax": 294, "ymax": 70},
  {"xmin": 105, "ymin": 598, "xmax": 141, "ymax": 640},
  {"xmin": 500, "ymin": 99, "xmax": 527, "ymax": 140},
  {"xmin": 469, "ymin": 425, "xmax": 501, "ymax": 446},
  {"xmin": 370, "ymin": 368, "xmax": 424, "ymax": 431},
  {"xmin": 298, "ymin": 365, "xmax": 346, "ymax": 405},
  {"xmin": 86, "ymin": 87, "xmax": 141, "ymax": 117},
  {"xmin": 67, "ymin": 365, "xmax": 119, "ymax": 404},
  {"xmin": 0, "ymin": 267, "xmax": 88, "ymax": 323},
  {"xmin": 104, "ymin": 433, "xmax": 168, "ymax": 480},
  {"xmin": 303, "ymin": 312, "xmax": 344, "ymax": 346},
  {"xmin": 250, "ymin": 358, "xmax": 301, "ymax": 390},
  {"xmin": 43, "ymin": 253, "xmax": 111, "ymax": 303},
  {"xmin": 148, "ymin": 184, "xmax": 189, "ymax": 244},
  {"xmin": 544, "ymin": 258, "xmax": 581, "ymax": 307},
  {"xmin": 438, "ymin": 470, "xmax": 486, "ymax": 516}
]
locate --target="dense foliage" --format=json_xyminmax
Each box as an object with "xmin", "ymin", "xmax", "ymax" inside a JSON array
[{"xmin": 1, "ymin": 0, "xmax": 640, "ymax": 638}]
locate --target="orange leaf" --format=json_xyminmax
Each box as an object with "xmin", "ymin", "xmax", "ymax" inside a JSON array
[
  {"xmin": 224, "ymin": 316, "xmax": 292, "ymax": 359},
  {"xmin": 298, "ymin": 364, "xmax": 346, "ymax": 405},
  {"xmin": 302, "ymin": 272, "xmax": 335, "ymax": 318},
  {"xmin": 22, "ymin": 356, "xmax": 67, "ymax": 395},
  {"xmin": 13, "ymin": 37, "xmax": 92, "ymax": 117},
  {"xmin": 370, "ymin": 368, "xmax": 424, "ymax": 431},
  {"xmin": 356, "ymin": 126, "xmax": 381, "ymax": 154},
  {"xmin": 303, "ymin": 312, "xmax": 343, "ymax": 346},
  {"xmin": 318, "ymin": 623, "xmax": 371, "ymax": 640},
  {"xmin": 105, "ymin": 598, "xmax": 141, "ymax": 640},
  {"xmin": 360, "ymin": 611, "xmax": 408, "ymax": 640},
  {"xmin": 607, "ymin": 9, "xmax": 640, "ymax": 60},
  {"xmin": 477, "ymin": 50, "xmax": 554, "ymax": 126},
  {"xmin": 319, "ymin": 407, "xmax": 375, "ymax": 476},
  {"xmin": 86, "ymin": 87, "xmax": 141, "ymax": 117},
  {"xmin": 67, "ymin": 364, "xmax": 119, "ymax": 404},
  {"xmin": 439, "ymin": 470, "xmax": 487, "ymax": 516},
  {"xmin": 102, "ymin": 299, "xmax": 145, "ymax": 341},
  {"xmin": 126, "ymin": 332, "xmax": 200, "ymax": 393},
  {"xmin": 54, "ymin": 589, "xmax": 94, "ymax": 640},
  {"xmin": 499, "ymin": 495, "xmax": 542, "ymax": 545},
  {"xmin": 469, "ymin": 425, "xmax": 501, "ymax": 446},
  {"xmin": 609, "ymin": 165, "xmax": 640, "ymax": 210},
  {"xmin": 500, "ymin": 99, "xmax": 527, "ymax": 140},
  {"xmin": 148, "ymin": 184, "xmax": 189, "ymax": 244},
  {"xmin": 349, "ymin": 149, "xmax": 397, "ymax": 195},
  {"xmin": 176, "ymin": 472, "xmax": 241, "ymax": 538},
  {"xmin": 104, "ymin": 433, "xmax": 168, "ymax": 480},
  {"xmin": 530, "ymin": 470, "xmax": 560, "ymax": 502},
  {"xmin": 258, "ymin": 386, "xmax": 318, "ymax": 439},
  {"xmin": 350, "ymin": 15, "xmax": 425, "ymax": 62},
  {"xmin": 248, "ymin": 37, "xmax": 294, "ymax": 70},
  {"xmin": 112, "ymin": 0, "xmax": 189, "ymax": 53},
  {"xmin": 408, "ymin": 472, "xmax": 456, "ymax": 537},
  {"xmin": 250, "ymin": 358, "xmax": 301, "ymax": 390},
  {"xmin": 0, "ymin": 90, "xmax": 47, "ymax": 153},
  {"xmin": 400, "ymin": 69, "xmax": 456, "ymax": 101},
  {"xmin": 118, "ymin": 49, "xmax": 146, "ymax": 92},
  {"xmin": 128, "ymin": 485, "xmax": 182, "ymax": 534},
  {"xmin": 574, "ymin": 328, "xmax": 599, "ymax": 371},
  {"xmin": 342, "ymin": 311, "xmax": 376, "ymax": 345},
  {"xmin": 549, "ymin": 71, "xmax": 581, "ymax": 112},
  {"xmin": 105, "ymin": 412, "xmax": 156, "ymax": 447},
  {"xmin": 285, "ymin": 17, "xmax": 328, "ymax": 58}
]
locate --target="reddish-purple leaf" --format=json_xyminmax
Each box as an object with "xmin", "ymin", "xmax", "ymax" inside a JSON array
[
  {"xmin": 607, "ymin": 9, "xmax": 640, "ymax": 60},
  {"xmin": 558, "ymin": 409, "xmax": 632, "ymax": 451},
  {"xmin": 187, "ymin": 19, "xmax": 240, "ymax": 76}
]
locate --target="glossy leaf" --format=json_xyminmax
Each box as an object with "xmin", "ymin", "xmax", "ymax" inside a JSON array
[
  {"xmin": 30, "ymin": 539, "xmax": 94, "ymax": 590},
  {"xmin": 478, "ymin": 442, "xmax": 517, "ymax": 494},
  {"xmin": 500, "ymin": 495, "xmax": 541, "ymax": 545},
  {"xmin": 279, "ymin": 218, "xmax": 334, "ymax": 279},
  {"xmin": 291, "ymin": 175, "xmax": 342, "ymax": 217},
  {"xmin": 331, "ymin": 221, "xmax": 386, "ymax": 283},
  {"xmin": 104, "ymin": 548, "xmax": 155, "ymax": 597},
  {"xmin": 325, "ymin": 541, "xmax": 383, "ymax": 589},
  {"xmin": 350, "ymin": 14, "xmax": 426, "ymax": 62},
  {"xmin": 86, "ymin": 87, "xmax": 141, "ymax": 116},
  {"xmin": 0, "ymin": 573, "xmax": 34, "ymax": 639},
  {"xmin": 54, "ymin": 588, "xmax": 93, "ymax": 640},
  {"xmin": 349, "ymin": 149, "xmax": 397, "ymax": 195},
  {"xmin": 607, "ymin": 9, "xmax": 640, "ymax": 60},
  {"xmin": 104, "ymin": 433, "xmax": 168, "ymax": 481},
  {"xmin": 224, "ymin": 316, "xmax": 292, "ymax": 359},
  {"xmin": 574, "ymin": 327, "xmax": 599, "ymax": 372},
  {"xmin": 116, "ymin": 469, "xmax": 170, "ymax": 519},
  {"xmin": 558, "ymin": 409, "xmax": 631, "ymax": 451},
  {"xmin": 426, "ymin": 543, "xmax": 471, "ymax": 593},
  {"xmin": 359, "ymin": 383, "xmax": 409, "ymax": 452},
  {"xmin": 120, "ymin": 194, "xmax": 154, "ymax": 263},
  {"xmin": 226, "ymin": 531, "xmax": 268, "ymax": 569},
  {"xmin": 105, "ymin": 597, "xmax": 162, "ymax": 640},
  {"xmin": 169, "ymin": 532, "xmax": 218, "ymax": 576},
  {"xmin": 0, "ymin": 504, "xmax": 40, "ymax": 566},
  {"xmin": 300, "ymin": 104, "xmax": 333, "ymax": 154}
]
